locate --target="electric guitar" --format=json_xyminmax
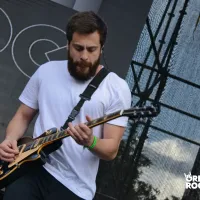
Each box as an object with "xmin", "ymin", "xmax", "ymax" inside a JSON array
[{"xmin": 0, "ymin": 105, "xmax": 160, "ymax": 189}]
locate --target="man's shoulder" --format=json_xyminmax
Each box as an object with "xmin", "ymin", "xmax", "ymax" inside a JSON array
[
  {"xmin": 107, "ymin": 72, "xmax": 124, "ymax": 81},
  {"xmin": 40, "ymin": 60, "xmax": 67, "ymax": 68},
  {"xmin": 106, "ymin": 72, "xmax": 130, "ymax": 91},
  {"xmin": 37, "ymin": 60, "xmax": 67, "ymax": 73}
]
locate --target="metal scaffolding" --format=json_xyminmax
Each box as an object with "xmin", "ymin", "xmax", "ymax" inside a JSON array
[{"xmin": 94, "ymin": 0, "xmax": 200, "ymax": 199}]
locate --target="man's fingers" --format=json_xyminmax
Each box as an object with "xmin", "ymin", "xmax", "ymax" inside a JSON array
[
  {"xmin": 74, "ymin": 125, "xmax": 88, "ymax": 141},
  {"xmin": 0, "ymin": 150, "xmax": 15, "ymax": 159},
  {"xmin": 67, "ymin": 128, "xmax": 78, "ymax": 141},
  {"xmin": 67, "ymin": 122, "xmax": 93, "ymax": 146},
  {"xmin": 79, "ymin": 123, "xmax": 90, "ymax": 132},
  {"xmin": 0, "ymin": 139, "xmax": 19, "ymax": 162},
  {"xmin": 1, "ymin": 145, "xmax": 17, "ymax": 154},
  {"xmin": 10, "ymin": 141, "xmax": 19, "ymax": 154},
  {"xmin": 72, "ymin": 126, "xmax": 84, "ymax": 142},
  {"xmin": 68, "ymin": 123, "xmax": 84, "ymax": 142},
  {"xmin": 86, "ymin": 115, "xmax": 92, "ymax": 122},
  {"xmin": 0, "ymin": 155, "xmax": 14, "ymax": 163}
]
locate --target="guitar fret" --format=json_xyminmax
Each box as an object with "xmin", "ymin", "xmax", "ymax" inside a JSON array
[
  {"xmin": 33, "ymin": 139, "xmax": 40, "ymax": 148},
  {"xmin": 62, "ymin": 131, "xmax": 67, "ymax": 137},
  {"xmin": 51, "ymin": 134, "xmax": 57, "ymax": 140},
  {"xmin": 57, "ymin": 132, "xmax": 62, "ymax": 138},
  {"xmin": 50, "ymin": 134, "xmax": 55, "ymax": 141},
  {"xmin": 37, "ymin": 138, "xmax": 44, "ymax": 145},
  {"xmin": 103, "ymin": 116, "xmax": 108, "ymax": 120},
  {"xmin": 29, "ymin": 141, "xmax": 36, "ymax": 150},
  {"xmin": 45, "ymin": 135, "xmax": 51, "ymax": 142},
  {"xmin": 39, "ymin": 138, "xmax": 45, "ymax": 144},
  {"xmin": 37, "ymin": 135, "xmax": 52, "ymax": 146},
  {"xmin": 18, "ymin": 145, "xmax": 23, "ymax": 151},
  {"xmin": 46, "ymin": 135, "xmax": 52, "ymax": 142},
  {"xmin": 86, "ymin": 111, "xmax": 120, "ymax": 128},
  {"xmin": 91, "ymin": 119, "xmax": 98, "ymax": 125},
  {"xmin": 42, "ymin": 136, "xmax": 48, "ymax": 143},
  {"xmin": 58, "ymin": 131, "xmax": 66, "ymax": 138},
  {"xmin": 45, "ymin": 134, "xmax": 56, "ymax": 143},
  {"xmin": 24, "ymin": 143, "xmax": 32, "ymax": 152}
]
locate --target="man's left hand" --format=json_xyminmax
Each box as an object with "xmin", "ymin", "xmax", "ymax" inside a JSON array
[{"xmin": 67, "ymin": 115, "xmax": 94, "ymax": 147}]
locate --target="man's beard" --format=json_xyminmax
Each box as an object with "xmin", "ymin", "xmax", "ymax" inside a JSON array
[{"xmin": 68, "ymin": 51, "xmax": 100, "ymax": 81}]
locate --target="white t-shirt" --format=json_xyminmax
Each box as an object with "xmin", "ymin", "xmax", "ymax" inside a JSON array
[{"xmin": 19, "ymin": 60, "xmax": 131, "ymax": 200}]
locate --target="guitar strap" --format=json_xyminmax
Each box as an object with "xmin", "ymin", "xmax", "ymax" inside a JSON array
[{"xmin": 61, "ymin": 67, "xmax": 109, "ymax": 130}]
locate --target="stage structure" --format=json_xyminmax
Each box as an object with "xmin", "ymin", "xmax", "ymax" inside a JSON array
[{"xmin": 95, "ymin": 0, "xmax": 200, "ymax": 199}]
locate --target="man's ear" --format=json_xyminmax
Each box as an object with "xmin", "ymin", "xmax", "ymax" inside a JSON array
[{"xmin": 67, "ymin": 41, "xmax": 70, "ymax": 50}]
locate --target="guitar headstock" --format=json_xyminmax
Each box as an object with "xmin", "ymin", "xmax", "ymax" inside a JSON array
[{"xmin": 122, "ymin": 104, "xmax": 160, "ymax": 121}]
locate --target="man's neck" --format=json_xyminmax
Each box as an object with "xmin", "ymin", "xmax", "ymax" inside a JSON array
[{"xmin": 95, "ymin": 65, "xmax": 103, "ymax": 75}]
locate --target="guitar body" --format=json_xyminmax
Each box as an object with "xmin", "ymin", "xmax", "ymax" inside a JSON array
[
  {"xmin": 0, "ymin": 150, "xmax": 44, "ymax": 189},
  {"xmin": 0, "ymin": 130, "xmax": 62, "ymax": 189}
]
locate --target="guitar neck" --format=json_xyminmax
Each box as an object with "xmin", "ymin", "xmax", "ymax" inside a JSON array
[
  {"xmin": 85, "ymin": 110, "xmax": 122, "ymax": 128},
  {"xmin": 24, "ymin": 110, "xmax": 123, "ymax": 149},
  {"xmin": 18, "ymin": 105, "xmax": 159, "ymax": 151},
  {"xmin": 57, "ymin": 110, "xmax": 122, "ymax": 139}
]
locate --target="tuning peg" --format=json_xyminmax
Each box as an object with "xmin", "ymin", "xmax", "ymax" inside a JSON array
[
  {"xmin": 140, "ymin": 111, "xmax": 144, "ymax": 116},
  {"xmin": 132, "ymin": 111, "xmax": 137, "ymax": 116},
  {"xmin": 137, "ymin": 117, "xmax": 147, "ymax": 123},
  {"xmin": 151, "ymin": 103, "xmax": 161, "ymax": 113},
  {"xmin": 148, "ymin": 110, "xmax": 152, "ymax": 115},
  {"xmin": 129, "ymin": 118, "xmax": 138, "ymax": 124}
]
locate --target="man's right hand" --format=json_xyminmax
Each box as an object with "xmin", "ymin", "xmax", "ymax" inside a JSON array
[{"xmin": 0, "ymin": 139, "xmax": 19, "ymax": 162}]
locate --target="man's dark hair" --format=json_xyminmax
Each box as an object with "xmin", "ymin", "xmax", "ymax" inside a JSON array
[{"xmin": 66, "ymin": 11, "xmax": 107, "ymax": 47}]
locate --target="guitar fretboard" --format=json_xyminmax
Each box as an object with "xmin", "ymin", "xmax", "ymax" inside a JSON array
[
  {"xmin": 18, "ymin": 110, "xmax": 121, "ymax": 152},
  {"xmin": 17, "ymin": 105, "xmax": 159, "ymax": 153}
]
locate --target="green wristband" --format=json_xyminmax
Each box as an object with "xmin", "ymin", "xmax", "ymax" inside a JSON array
[
  {"xmin": 88, "ymin": 136, "xmax": 98, "ymax": 149},
  {"xmin": 84, "ymin": 136, "xmax": 98, "ymax": 150}
]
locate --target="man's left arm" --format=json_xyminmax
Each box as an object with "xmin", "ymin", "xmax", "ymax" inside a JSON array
[
  {"xmin": 89, "ymin": 123, "xmax": 125, "ymax": 160},
  {"xmin": 67, "ymin": 120, "xmax": 126, "ymax": 161},
  {"xmin": 67, "ymin": 78, "xmax": 131, "ymax": 160}
]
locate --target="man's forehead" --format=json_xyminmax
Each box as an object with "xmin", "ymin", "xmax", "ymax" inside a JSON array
[{"xmin": 71, "ymin": 32, "xmax": 101, "ymax": 46}]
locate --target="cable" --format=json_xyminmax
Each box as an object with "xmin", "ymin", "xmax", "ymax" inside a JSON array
[{"xmin": 102, "ymin": 49, "xmax": 111, "ymax": 72}]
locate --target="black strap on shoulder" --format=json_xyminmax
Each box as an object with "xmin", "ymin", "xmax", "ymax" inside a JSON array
[{"xmin": 61, "ymin": 67, "xmax": 109, "ymax": 130}]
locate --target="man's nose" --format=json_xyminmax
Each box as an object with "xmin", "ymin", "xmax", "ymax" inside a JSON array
[{"xmin": 80, "ymin": 50, "xmax": 89, "ymax": 61}]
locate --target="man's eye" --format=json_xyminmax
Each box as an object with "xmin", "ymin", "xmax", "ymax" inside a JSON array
[
  {"xmin": 75, "ymin": 47, "xmax": 83, "ymax": 51},
  {"xmin": 88, "ymin": 48, "xmax": 96, "ymax": 52}
]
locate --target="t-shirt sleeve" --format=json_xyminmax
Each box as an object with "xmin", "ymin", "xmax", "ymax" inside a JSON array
[
  {"xmin": 105, "ymin": 76, "xmax": 132, "ymax": 127},
  {"xmin": 19, "ymin": 69, "xmax": 40, "ymax": 110}
]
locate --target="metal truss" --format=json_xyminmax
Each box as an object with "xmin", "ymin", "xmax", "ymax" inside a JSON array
[{"xmin": 95, "ymin": 0, "xmax": 198, "ymax": 199}]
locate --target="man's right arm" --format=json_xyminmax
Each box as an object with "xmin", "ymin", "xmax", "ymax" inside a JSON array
[{"xmin": 0, "ymin": 103, "xmax": 38, "ymax": 162}]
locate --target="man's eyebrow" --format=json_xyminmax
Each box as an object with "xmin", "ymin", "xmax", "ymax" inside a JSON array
[
  {"xmin": 73, "ymin": 43, "xmax": 98, "ymax": 49},
  {"xmin": 87, "ymin": 46, "xmax": 98, "ymax": 49},
  {"xmin": 73, "ymin": 44, "xmax": 83, "ymax": 48}
]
